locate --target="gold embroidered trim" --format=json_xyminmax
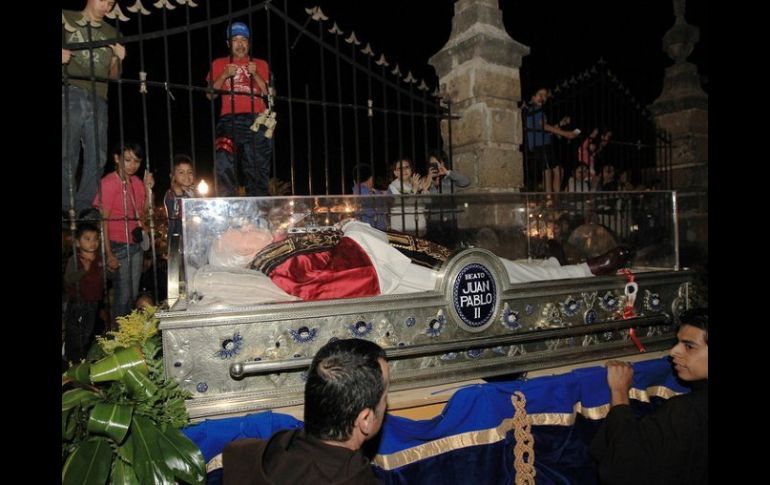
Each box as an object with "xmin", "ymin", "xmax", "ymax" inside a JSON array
[
  {"xmin": 206, "ymin": 453, "xmax": 223, "ymax": 473},
  {"xmin": 373, "ymin": 385, "xmax": 683, "ymax": 470}
]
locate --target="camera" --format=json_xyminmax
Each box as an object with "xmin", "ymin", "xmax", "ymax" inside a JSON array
[
  {"xmin": 430, "ymin": 162, "xmax": 439, "ymax": 171},
  {"xmin": 132, "ymin": 226, "xmax": 144, "ymax": 244}
]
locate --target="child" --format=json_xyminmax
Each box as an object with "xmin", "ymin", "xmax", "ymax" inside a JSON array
[
  {"xmin": 63, "ymin": 222, "xmax": 108, "ymax": 362},
  {"xmin": 135, "ymin": 291, "xmax": 156, "ymax": 314},
  {"xmin": 164, "ymin": 154, "xmax": 197, "ymax": 238}
]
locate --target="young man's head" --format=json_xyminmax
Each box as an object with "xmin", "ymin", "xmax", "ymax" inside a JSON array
[
  {"xmin": 226, "ymin": 22, "xmax": 250, "ymax": 59},
  {"xmin": 427, "ymin": 149, "xmax": 448, "ymax": 179},
  {"xmin": 352, "ymin": 164, "xmax": 374, "ymax": 189},
  {"xmin": 304, "ymin": 339, "xmax": 389, "ymax": 449},
  {"xmin": 669, "ymin": 308, "xmax": 708, "ymax": 381},
  {"xmin": 135, "ymin": 292, "xmax": 155, "ymax": 312},
  {"xmin": 84, "ymin": 0, "xmax": 116, "ymax": 21},
  {"xmin": 391, "ymin": 158, "xmax": 412, "ymax": 182},
  {"xmin": 171, "ymin": 155, "xmax": 195, "ymax": 191},
  {"xmin": 531, "ymin": 87, "xmax": 549, "ymax": 105},
  {"xmin": 75, "ymin": 223, "xmax": 100, "ymax": 254},
  {"xmin": 112, "ymin": 142, "xmax": 145, "ymax": 178}
]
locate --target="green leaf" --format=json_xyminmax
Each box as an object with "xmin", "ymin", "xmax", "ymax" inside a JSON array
[
  {"xmin": 90, "ymin": 345, "xmax": 148, "ymax": 383},
  {"xmin": 129, "ymin": 416, "xmax": 175, "ymax": 484},
  {"xmin": 121, "ymin": 367, "xmax": 159, "ymax": 401},
  {"xmin": 117, "ymin": 436, "xmax": 135, "ymax": 464},
  {"xmin": 156, "ymin": 427, "xmax": 207, "ymax": 484},
  {"xmin": 86, "ymin": 340, "xmax": 107, "ymax": 361},
  {"xmin": 62, "ymin": 388, "xmax": 100, "ymax": 412},
  {"xmin": 62, "ymin": 408, "xmax": 72, "ymax": 440},
  {"xmin": 62, "ymin": 437, "xmax": 113, "ymax": 485},
  {"xmin": 87, "ymin": 403, "xmax": 133, "ymax": 444},
  {"xmin": 65, "ymin": 362, "xmax": 92, "ymax": 384},
  {"xmin": 111, "ymin": 459, "xmax": 140, "ymax": 485}
]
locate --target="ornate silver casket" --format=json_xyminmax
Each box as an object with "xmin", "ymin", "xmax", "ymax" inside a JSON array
[{"xmin": 158, "ymin": 192, "xmax": 692, "ymax": 420}]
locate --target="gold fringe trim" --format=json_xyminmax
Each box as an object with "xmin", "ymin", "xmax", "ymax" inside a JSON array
[
  {"xmin": 373, "ymin": 384, "xmax": 682, "ymax": 470},
  {"xmin": 206, "ymin": 453, "xmax": 223, "ymax": 473}
]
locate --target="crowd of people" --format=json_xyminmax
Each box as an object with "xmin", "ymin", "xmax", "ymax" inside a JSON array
[{"xmin": 523, "ymin": 87, "xmax": 658, "ymax": 193}]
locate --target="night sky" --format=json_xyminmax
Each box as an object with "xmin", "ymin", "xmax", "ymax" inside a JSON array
[{"xmin": 62, "ymin": 0, "xmax": 708, "ymax": 197}]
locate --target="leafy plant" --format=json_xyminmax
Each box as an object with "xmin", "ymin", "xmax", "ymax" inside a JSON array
[{"xmin": 62, "ymin": 307, "xmax": 206, "ymax": 484}]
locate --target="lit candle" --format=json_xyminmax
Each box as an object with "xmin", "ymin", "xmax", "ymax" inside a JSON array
[{"xmin": 197, "ymin": 179, "xmax": 209, "ymax": 195}]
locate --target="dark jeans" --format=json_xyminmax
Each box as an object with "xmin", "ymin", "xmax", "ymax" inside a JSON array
[
  {"xmin": 215, "ymin": 113, "xmax": 273, "ymax": 196},
  {"xmin": 64, "ymin": 299, "xmax": 98, "ymax": 363},
  {"xmin": 62, "ymin": 85, "xmax": 108, "ymax": 214},
  {"xmin": 110, "ymin": 241, "xmax": 144, "ymax": 321}
]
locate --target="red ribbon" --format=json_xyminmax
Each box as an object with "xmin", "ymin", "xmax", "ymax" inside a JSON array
[{"xmin": 621, "ymin": 269, "xmax": 645, "ymax": 353}]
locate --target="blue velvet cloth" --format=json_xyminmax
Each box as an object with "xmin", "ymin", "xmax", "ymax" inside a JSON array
[{"xmin": 183, "ymin": 357, "xmax": 687, "ymax": 484}]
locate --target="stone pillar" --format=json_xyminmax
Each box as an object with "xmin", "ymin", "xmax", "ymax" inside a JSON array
[
  {"xmin": 649, "ymin": 0, "xmax": 708, "ymax": 190},
  {"xmin": 429, "ymin": 0, "xmax": 530, "ymax": 193},
  {"xmin": 648, "ymin": 0, "xmax": 708, "ymax": 266}
]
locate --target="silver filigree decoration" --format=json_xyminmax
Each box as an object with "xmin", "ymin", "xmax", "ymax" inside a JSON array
[
  {"xmin": 525, "ymin": 304, "xmax": 535, "ymax": 316},
  {"xmin": 268, "ymin": 372, "xmax": 288, "ymax": 387},
  {"xmin": 545, "ymin": 338, "xmax": 562, "ymax": 351},
  {"xmin": 500, "ymin": 303, "xmax": 521, "ymax": 331},
  {"xmin": 508, "ymin": 344, "xmax": 526, "ymax": 357},
  {"xmin": 348, "ymin": 320, "xmax": 373, "ymax": 338},
  {"xmin": 560, "ymin": 296, "xmax": 582, "ymax": 318},
  {"xmin": 582, "ymin": 335, "xmax": 599, "ymax": 347},
  {"xmin": 599, "ymin": 291, "xmax": 620, "ymax": 312},
  {"xmin": 215, "ymin": 332, "xmax": 243, "ymax": 359},
  {"xmin": 582, "ymin": 291, "xmax": 598, "ymax": 310},
  {"xmin": 375, "ymin": 320, "xmax": 398, "ymax": 348},
  {"xmin": 466, "ymin": 349, "xmax": 484, "ymax": 359},
  {"xmin": 289, "ymin": 326, "xmax": 317, "ymax": 344},
  {"xmin": 425, "ymin": 310, "xmax": 446, "ymax": 337},
  {"xmin": 584, "ymin": 309, "xmax": 598, "ymax": 325},
  {"xmin": 644, "ymin": 290, "xmax": 662, "ymax": 312},
  {"xmin": 537, "ymin": 302, "xmax": 562, "ymax": 328}
]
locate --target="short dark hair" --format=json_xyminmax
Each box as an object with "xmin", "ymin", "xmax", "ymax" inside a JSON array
[
  {"xmin": 112, "ymin": 142, "xmax": 144, "ymax": 161},
  {"xmin": 173, "ymin": 154, "xmax": 194, "ymax": 169},
  {"xmin": 351, "ymin": 164, "xmax": 373, "ymax": 184},
  {"xmin": 304, "ymin": 339, "xmax": 386, "ymax": 442},
  {"xmin": 679, "ymin": 308, "xmax": 708, "ymax": 344},
  {"xmin": 75, "ymin": 222, "xmax": 99, "ymax": 240},
  {"xmin": 391, "ymin": 157, "xmax": 411, "ymax": 173},
  {"xmin": 427, "ymin": 149, "xmax": 448, "ymax": 165}
]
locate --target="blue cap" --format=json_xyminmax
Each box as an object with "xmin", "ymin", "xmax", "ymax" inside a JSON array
[{"xmin": 227, "ymin": 21, "xmax": 250, "ymax": 40}]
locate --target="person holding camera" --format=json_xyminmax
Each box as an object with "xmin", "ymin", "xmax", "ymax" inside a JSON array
[
  {"xmin": 93, "ymin": 142, "xmax": 154, "ymax": 322},
  {"xmin": 426, "ymin": 149, "xmax": 470, "ymax": 194}
]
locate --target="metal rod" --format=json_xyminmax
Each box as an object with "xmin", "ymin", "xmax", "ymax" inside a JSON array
[
  {"xmin": 282, "ymin": 0, "xmax": 296, "ymax": 194},
  {"xmin": 318, "ymin": 21, "xmax": 330, "ymax": 195},
  {"xmin": 305, "ymin": 83, "xmax": 313, "ymax": 195},
  {"xmin": 230, "ymin": 313, "xmax": 671, "ymax": 378}
]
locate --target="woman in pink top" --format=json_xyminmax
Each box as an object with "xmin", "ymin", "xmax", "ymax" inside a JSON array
[{"xmin": 93, "ymin": 142, "xmax": 154, "ymax": 322}]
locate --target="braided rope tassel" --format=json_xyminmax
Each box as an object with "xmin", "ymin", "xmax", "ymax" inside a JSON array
[{"xmin": 512, "ymin": 391, "xmax": 536, "ymax": 485}]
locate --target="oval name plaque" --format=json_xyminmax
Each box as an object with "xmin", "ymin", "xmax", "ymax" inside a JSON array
[{"xmin": 452, "ymin": 263, "xmax": 497, "ymax": 332}]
